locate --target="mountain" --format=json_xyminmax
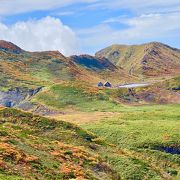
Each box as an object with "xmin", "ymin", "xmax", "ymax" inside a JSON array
[
  {"xmin": 0, "ymin": 40, "xmax": 179, "ymax": 108},
  {"xmin": 95, "ymin": 42, "xmax": 180, "ymax": 77},
  {"xmin": 70, "ymin": 54, "xmax": 117, "ymax": 71},
  {"xmin": 0, "ymin": 40, "xmax": 134, "ymax": 91},
  {"xmin": 0, "ymin": 41, "xmax": 96, "ymax": 89},
  {"xmin": 0, "ymin": 40, "xmax": 23, "ymax": 54},
  {"xmin": 0, "ymin": 46, "xmax": 74, "ymax": 89},
  {"xmin": 0, "ymin": 41, "xmax": 179, "ymax": 180}
]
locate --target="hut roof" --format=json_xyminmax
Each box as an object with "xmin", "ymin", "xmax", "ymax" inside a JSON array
[
  {"xmin": 97, "ymin": 82, "xmax": 103, "ymax": 86},
  {"xmin": 104, "ymin": 81, "xmax": 112, "ymax": 87}
]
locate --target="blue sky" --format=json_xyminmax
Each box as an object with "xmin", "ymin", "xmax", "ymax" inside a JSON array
[{"xmin": 0, "ymin": 0, "xmax": 180, "ymax": 55}]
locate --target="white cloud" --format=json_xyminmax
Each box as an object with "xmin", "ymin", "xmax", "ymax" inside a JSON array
[
  {"xmin": 77, "ymin": 12, "xmax": 180, "ymax": 53},
  {"xmin": 53, "ymin": 11, "xmax": 75, "ymax": 17},
  {"xmin": 1, "ymin": 0, "xmax": 179, "ymax": 16},
  {"xmin": 88, "ymin": 0, "xmax": 180, "ymax": 13},
  {"xmin": 0, "ymin": 0, "xmax": 179, "ymax": 55},
  {"xmin": 0, "ymin": 16, "xmax": 79, "ymax": 55},
  {"xmin": 0, "ymin": 0, "xmax": 98, "ymax": 16}
]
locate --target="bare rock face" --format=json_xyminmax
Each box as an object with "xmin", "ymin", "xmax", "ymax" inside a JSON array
[{"xmin": 0, "ymin": 87, "xmax": 42, "ymax": 107}]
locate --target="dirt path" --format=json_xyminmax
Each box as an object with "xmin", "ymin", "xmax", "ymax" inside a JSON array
[{"xmin": 47, "ymin": 110, "xmax": 121, "ymax": 125}]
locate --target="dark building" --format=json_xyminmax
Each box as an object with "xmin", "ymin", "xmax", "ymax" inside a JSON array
[
  {"xmin": 5, "ymin": 101, "xmax": 14, "ymax": 108},
  {"xmin": 97, "ymin": 82, "xmax": 104, "ymax": 87},
  {"xmin": 104, "ymin": 82, "xmax": 112, "ymax": 87}
]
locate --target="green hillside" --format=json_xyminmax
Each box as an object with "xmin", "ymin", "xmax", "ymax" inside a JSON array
[
  {"xmin": 0, "ymin": 104, "xmax": 179, "ymax": 180},
  {"xmin": 0, "ymin": 40, "xmax": 179, "ymax": 180},
  {"xmin": 82, "ymin": 104, "xmax": 180, "ymax": 179},
  {"xmin": 32, "ymin": 82, "xmax": 123, "ymax": 112}
]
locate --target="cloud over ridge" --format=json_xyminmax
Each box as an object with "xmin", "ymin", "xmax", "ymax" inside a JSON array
[{"xmin": 0, "ymin": 16, "xmax": 79, "ymax": 55}]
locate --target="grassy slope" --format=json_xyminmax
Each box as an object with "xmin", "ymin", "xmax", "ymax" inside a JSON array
[
  {"xmin": 0, "ymin": 41, "xmax": 135, "ymax": 91},
  {"xmin": 0, "ymin": 108, "xmax": 119, "ymax": 180},
  {"xmin": 0, "ymin": 49, "xmax": 77, "ymax": 90},
  {"xmin": 33, "ymin": 78, "xmax": 180, "ymax": 111},
  {"xmin": 1, "ymin": 104, "xmax": 179, "ymax": 179},
  {"xmin": 82, "ymin": 104, "xmax": 180, "ymax": 179},
  {"xmin": 31, "ymin": 83, "xmax": 180, "ymax": 179},
  {"xmin": 162, "ymin": 76, "xmax": 180, "ymax": 90},
  {"xmin": 132, "ymin": 76, "xmax": 180, "ymax": 104},
  {"xmin": 33, "ymin": 82, "xmax": 123, "ymax": 112},
  {"xmin": 70, "ymin": 54, "xmax": 135, "ymax": 84}
]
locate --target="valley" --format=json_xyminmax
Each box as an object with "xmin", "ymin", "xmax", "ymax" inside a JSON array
[{"xmin": 0, "ymin": 40, "xmax": 179, "ymax": 179}]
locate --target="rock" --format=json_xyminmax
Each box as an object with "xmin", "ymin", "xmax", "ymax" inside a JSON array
[
  {"xmin": 5, "ymin": 101, "xmax": 14, "ymax": 108},
  {"xmin": 172, "ymin": 86, "xmax": 180, "ymax": 91},
  {"xmin": 85, "ymin": 137, "xmax": 92, "ymax": 142},
  {"xmin": 0, "ymin": 87, "xmax": 43, "ymax": 108}
]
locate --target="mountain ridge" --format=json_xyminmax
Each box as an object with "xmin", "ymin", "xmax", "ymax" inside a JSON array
[
  {"xmin": 0, "ymin": 40, "xmax": 24, "ymax": 54},
  {"xmin": 0, "ymin": 40, "xmax": 179, "ymax": 87},
  {"xmin": 0, "ymin": 40, "xmax": 179, "ymax": 180},
  {"xmin": 95, "ymin": 42, "xmax": 180, "ymax": 77}
]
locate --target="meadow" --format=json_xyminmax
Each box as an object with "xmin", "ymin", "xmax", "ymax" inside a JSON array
[
  {"xmin": 82, "ymin": 104, "xmax": 180, "ymax": 179},
  {"xmin": 0, "ymin": 38, "xmax": 180, "ymax": 180},
  {"xmin": 32, "ymin": 83, "xmax": 180, "ymax": 179}
]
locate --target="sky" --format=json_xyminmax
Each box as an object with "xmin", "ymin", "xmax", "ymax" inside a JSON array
[{"xmin": 0, "ymin": 0, "xmax": 180, "ymax": 55}]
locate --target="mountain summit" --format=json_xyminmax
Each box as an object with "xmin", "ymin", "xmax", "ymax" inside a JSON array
[{"xmin": 0, "ymin": 40, "xmax": 24, "ymax": 54}]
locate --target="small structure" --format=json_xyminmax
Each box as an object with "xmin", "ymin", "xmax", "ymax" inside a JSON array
[
  {"xmin": 104, "ymin": 81, "xmax": 112, "ymax": 88},
  {"xmin": 97, "ymin": 82, "xmax": 103, "ymax": 87},
  {"xmin": 5, "ymin": 101, "xmax": 14, "ymax": 108},
  {"xmin": 172, "ymin": 86, "xmax": 180, "ymax": 91}
]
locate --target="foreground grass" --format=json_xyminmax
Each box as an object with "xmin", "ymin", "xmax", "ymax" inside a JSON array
[
  {"xmin": 82, "ymin": 104, "xmax": 180, "ymax": 179},
  {"xmin": 0, "ymin": 108, "xmax": 118, "ymax": 179},
  {"xmin": 0, "ymin": 107, "xmax": 178, "ymax": 180}
]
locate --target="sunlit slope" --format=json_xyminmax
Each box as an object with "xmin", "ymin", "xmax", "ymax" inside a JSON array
[
  {"xmin": 0, "ymin": 41, "xmax": 76, "ymax": 89},
  {"xmin": 96, "ymin": 42, "xmax": 180, "ymax": 77},
  {"xmin": 0, "ymin": 40, "xmax": 134, "ymax": 90}
]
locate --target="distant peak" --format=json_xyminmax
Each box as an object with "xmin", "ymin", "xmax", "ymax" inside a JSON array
[{"xmin": 0, "ymin": 40, "xmax": 23, "ymax": 54}]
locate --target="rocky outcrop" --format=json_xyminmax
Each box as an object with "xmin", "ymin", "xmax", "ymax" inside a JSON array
[{"xmin": 0, "ymin": 87, "xmax": 42, "ymax": 107}]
